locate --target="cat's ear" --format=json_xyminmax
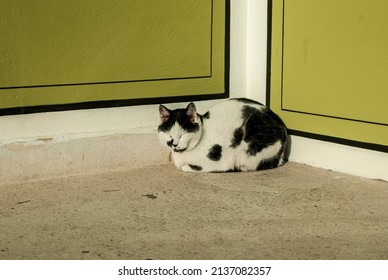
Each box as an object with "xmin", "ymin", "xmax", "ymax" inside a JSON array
[
  {"xmin": 186, "ymin": 102, "xmax": 197, "ymax": 123},
  {"xmin": 159, "ymin": 105, "xmax": 170, "ymax": 123}
]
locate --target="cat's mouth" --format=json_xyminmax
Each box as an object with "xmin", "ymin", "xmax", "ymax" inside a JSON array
[{"xmin": 173, "ymin": 148, "xmax": 187, "ymax": 152}]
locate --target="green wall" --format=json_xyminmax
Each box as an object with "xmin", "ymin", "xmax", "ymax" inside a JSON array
[
  {"xmin": 0, "ymin": 0, "xmax": 227, "ymax": 113},
  {"xmin": 270, "ymin": 0, "xmax": 388, "ymax": 149}
]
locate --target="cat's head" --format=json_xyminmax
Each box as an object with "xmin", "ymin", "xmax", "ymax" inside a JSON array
[{"xmin": 157, "ymin": 102, "xmax": 203, "ymax": 152}]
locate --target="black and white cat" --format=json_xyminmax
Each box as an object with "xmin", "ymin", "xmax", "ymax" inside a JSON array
[{"xmin": 158, "ymin": 98, "xmax": 288, "ymax": 172}]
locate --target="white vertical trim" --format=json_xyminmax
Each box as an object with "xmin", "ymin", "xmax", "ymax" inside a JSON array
[
  {"xmin": 246, "ymin": 0, "xmax": 268, "ymax": 104},
  {"xmin": 229, "ymin": 0, "xmax": 248, "ymax": 98},
  {"xmin": 232, "ymin": 0, "xmax": 268, "ymax": 104}
]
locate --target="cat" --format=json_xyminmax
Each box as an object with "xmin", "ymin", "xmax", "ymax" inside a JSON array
[{"xmin": 157, "ymin": 98, "xmax": 288, "ymax": 172}]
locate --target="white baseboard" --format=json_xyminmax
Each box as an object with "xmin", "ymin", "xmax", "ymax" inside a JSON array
[
  {"xmin": 289, "ymin": 135, "xmax": 388, "ymax": 181},
  {"xmin": 0, "ymin": 133, "xmax": 169, "ymax": 185}
]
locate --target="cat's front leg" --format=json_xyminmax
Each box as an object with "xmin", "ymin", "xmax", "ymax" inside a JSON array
[{"xmin": 181, "ymin": 164, "xmax": 204, "ymax": 172}]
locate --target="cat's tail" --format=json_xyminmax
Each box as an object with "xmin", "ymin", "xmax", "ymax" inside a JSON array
[
  {"xmin": 277, "ymin": 133, "xmax": 290, "ymax": 167},
  {"xmin": 278, "ymin": 149, "xmax": 287, "ymax": 167}
]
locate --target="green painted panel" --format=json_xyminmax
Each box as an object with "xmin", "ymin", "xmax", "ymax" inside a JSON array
[
  {"xmin": 270, "ymin": 0, "xmax": 388, "ymax": 148},
  {"xmin": 0, "ymin": 0, "xmax": 227, "ymax": 110}
]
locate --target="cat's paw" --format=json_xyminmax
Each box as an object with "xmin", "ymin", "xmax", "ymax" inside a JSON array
[{"xmin": 181, "ymin": 164, "xmax": 203, "ymax": 172}]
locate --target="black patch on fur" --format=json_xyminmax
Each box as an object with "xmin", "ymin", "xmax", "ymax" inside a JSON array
[
  {"xmin": 257, "ymin": 157, "xmax": 280, "ymax": 170},
  {"xmin": 158, "ymin": 108, "xmax": 200, "ymax": 133},
  {"xmin": 232, "ymin": 98, "xmax": 264, "ymax": 106},
  {"xmin": 230, "ymin": 127, "xmax": 244, "ymax": 148},
  {"xmin": 189, "ymin": 164, "xmax": 202, "ymax": 171},
  {"xmin": 242, "ymin": 105, "xmax": 287, "ymax": 156},
  {"xmin": 227, "ymin": 168, "xmax": 241, "ymax": 172},
  {"xmin": 207, "ymin": 144, "xmax": 222, "ymax": 161},
  {"xmin": 167, "ymin": 139, "xmax": 174, "ymax": 147}
]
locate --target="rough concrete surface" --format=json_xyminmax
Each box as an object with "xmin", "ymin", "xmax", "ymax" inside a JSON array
[{"xmin": 0, "ymin": 163, "xmax": 387, "ymax": 260}]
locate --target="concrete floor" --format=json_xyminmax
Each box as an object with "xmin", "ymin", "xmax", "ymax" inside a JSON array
[{"xmin": 0, "ymin": 162, "xmax": 387, "ymax": 260}]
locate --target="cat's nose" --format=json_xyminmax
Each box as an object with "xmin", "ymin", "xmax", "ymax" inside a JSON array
[{"xmin": 172, "ymin": 143, "xmax": 178, "ymax": 148}]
